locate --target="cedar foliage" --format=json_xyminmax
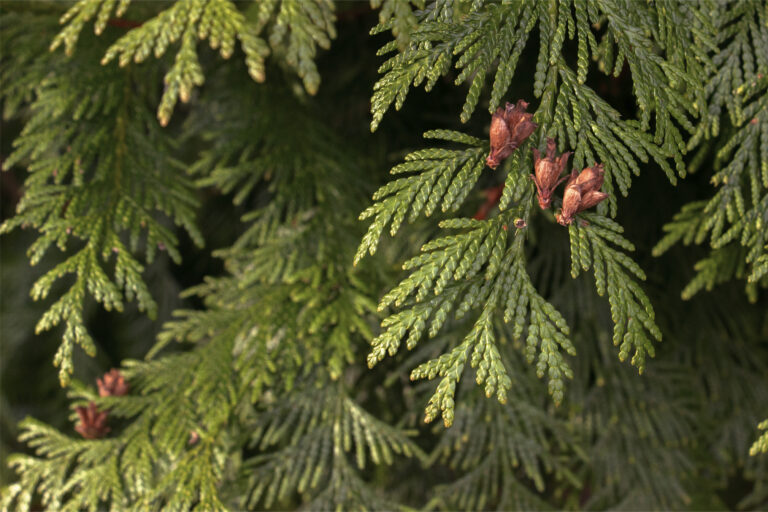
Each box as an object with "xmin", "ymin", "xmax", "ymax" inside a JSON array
[{"xmin": 0, "ymin": 0, "xmax": 767, "ymax": 510}]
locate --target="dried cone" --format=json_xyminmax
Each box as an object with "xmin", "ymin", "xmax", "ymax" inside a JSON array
[
  {"xmin": 571, "ymin": 162, "xmax": 605, "ymax": 191},
  {"xmin": 486, "ymin": 100, "xmax": 538, "ymax": 169},
  {"xmin": 504, "ymin": 101, "xmax": 538, "ymax": 147},
  {"xmin": 531, "ymin": 138, "xmax": 572, "ymax": 209},
  {"xmin": 97, "ymin": 368, "xmax": 129, "ymax": 397},
  {"xmin": 558, "ymin": 182, "xmax": 584, "ymax": 226},
  {"xmin": 556, "ymin": 163, "xmax": 608, "ymax": 225},
  {"xmin": 74, "ymin": 402, "xmax": 110, "ymax": 439},
  {"xmin": 487, "ymin": 108, "xmax": 511, "ymax": 169}
]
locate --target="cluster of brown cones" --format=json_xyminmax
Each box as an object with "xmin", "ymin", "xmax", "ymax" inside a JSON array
[
  {"xmin": 531, "ymin": 138, "xmax": 607, "ymax": 225},
  {"xmin": 485, "ymin": 100, "xmax": 607, "ymax": 225},
  {"xmin": 74, "ymin": 369, "xmax": 129, "ymax": 439}
]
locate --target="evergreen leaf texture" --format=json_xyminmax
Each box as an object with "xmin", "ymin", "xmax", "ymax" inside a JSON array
[
  {"xmin": 52, "ymin": 0, "xmax": 335, "ymax": 125},
  {"xmin": 1, "ymin": 0, "xmax": 767, "ymax": 511},
  {"xmin": 1, "ymin": 18, "xmax": 202, "ymax": 385},
  {"xmin": 358, "ymin": 0, "xmax": 690, "ymax": 424},
  {"xmin": 653, "ymin": 0, "xmax": 768, "ymax": 299}
]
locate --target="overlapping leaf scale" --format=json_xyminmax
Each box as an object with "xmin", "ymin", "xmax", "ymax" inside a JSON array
[
  {"xmin": 355, "ymin": 131, "xmax": 485, "ymax": 264},
  {"xmin": 569, "ymin": 214, "xmax": 660, "ymax": 371},
  {"xmin": 370, "ymin": 2, "xmax": 537, "ymax": 130}
]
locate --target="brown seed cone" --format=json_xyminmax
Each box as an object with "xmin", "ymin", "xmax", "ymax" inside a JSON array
[
  {"xmin": 556, "ymin": 163, "xmax": 608, "ymax": 225},
  {"xmin": 74, "ymin": 402, "xmax": 110, "ymax": 439},
  {"xmin": 486, "ymin": 100, "xmax": 537, "ymax": 169},
  {"xmin": 486, "ymin": 107, "xmax": 512, "ymax": 169},
  {"xmin": 572, "ymin": 162, "xmax": 604, "ymax": 192},
  {"xmin": 557, "ymin": 182, "xmax": 584, "ymax": 226},
  {"xmin": 97, "ymin": 368, "xmax": 129, "ymax": 397},
  {"xmin": 505, "ymin": 100, "xmax": 537, "ymax": 149},
  {"xmin": 531, "ymin": 138, "xmax": 572, "ymax": 209},
  {"xmin": 579, "ymin": 190, "xmax": 609, "ymax": 211}
]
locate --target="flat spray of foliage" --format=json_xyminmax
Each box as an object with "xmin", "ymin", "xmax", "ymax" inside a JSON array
[{"xmin": 0, "ymin": 0, "xmax": 766, "ymax": 510}]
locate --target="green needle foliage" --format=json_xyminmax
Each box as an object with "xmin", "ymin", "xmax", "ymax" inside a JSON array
[
  {"xmin": 52, "ymin": 0, "xmax": 335, "ymax": 126},
  {"xmin": 753, "ymin": 420, "xmax": 768, "ymax": 456},
  {"xmin": 653, "ymin": 0, "xmax": 768, "ymax": 300},
  {"xmin": 567, "ymin": 214, "xmax": 660, "ymax": 370},
  {"xmin": 1, "ymin": 0, "xmax": 767, "ymax": 510},
  {"xmin": 243, "ymin": 381, "xmax": 421, "ymax": 510},
  {"xmin": 1, "ymin": 17, "xmax": 202, "ymax": 385},
  {"xmin": 428, "ymin": 380, "xmax": 582, "ymax": 510},
  {"xmin": 358, "ymin": 0, "xmax": 681, "ymax": 423}
]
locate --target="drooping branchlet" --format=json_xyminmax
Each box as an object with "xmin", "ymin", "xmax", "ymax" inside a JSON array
[
  {"xmin": 556, "ymin": 163, "xmax": 608, "ymax": 226},
  {"xmin": 74, "ymin": 402, "xmax": 110, "ymax": 439},
  {"xmin": 486, "ymin": 100, "xmax": 538, "ymax": 169},
  {"xmin": 531, "ymin": 138, "xmax": 572, "ymax": 209}
]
